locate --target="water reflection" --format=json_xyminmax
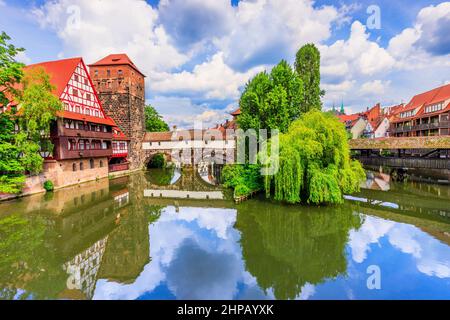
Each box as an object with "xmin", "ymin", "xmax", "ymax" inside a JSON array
[{"xmin": 0, "ymin": 171, "xmax": 449, "ymax": 300}]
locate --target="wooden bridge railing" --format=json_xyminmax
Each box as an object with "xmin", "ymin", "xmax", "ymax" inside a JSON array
[{"xmin": 355, "ymin": 156, "xmax": 450, "ymax": 170}]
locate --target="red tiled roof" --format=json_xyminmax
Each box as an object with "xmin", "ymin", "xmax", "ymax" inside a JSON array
[
  {"xmin": 59, "ymin": 111, "xmax": 116, "ymax": 126},
  {"xmin": 402, "ymin": 83, "xmax": 450, "ymax": 112},
  {"xmin": 392, "ymin": 83, "xmax": 450, "ymax": 123},
  {"xmin": 89, "ymin": 54, "xmax": 145, "ymax": 77},
  {"xmin": 25, "ymin": 58, "xmax": 82, "ymax": 97},
  {"xmin": 337, "ymin": 114, "xmax": 361, "ymax": 123},
  {"xmin": 230, "ymin": 108, "xmax": 241, "ymax": 116},
  {"xmin": 113, "ymin": 126, "xmax": 130, "ymax": 141}
]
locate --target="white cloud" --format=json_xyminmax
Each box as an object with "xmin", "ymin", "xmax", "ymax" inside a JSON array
[
  {"xmin": 152, "ymin": 52, "xmax": 264, "ymax": 100},
  {"xmin": 32, "ymin": 0, "xmax": 188, "ymax": 75},
  {"xmin": 218, "ymin": 0, "xmax": 345, "ymax": 70},
  {"xmin": 321, "ymin": 21, "xmax": 395, "ymax": 77},
  {"xmin": 360, "ymin": 80, "xmax": 391, "ymax": 96},
  {"xmin": 148, "ymin": 96, "xmax": 231, "ymax": 129}
]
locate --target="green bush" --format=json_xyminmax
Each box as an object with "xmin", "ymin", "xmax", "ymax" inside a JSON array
[
  {"xmin": 222, "ymin": 164, "xmax": 262, "ymax": 198},
  {"xmin": 148, "ymin": 153, "xmax": 166, "ymax": 168},
  {"xmin": 43, "ymin": 180, "xmax": 54, "ymax": 192}
]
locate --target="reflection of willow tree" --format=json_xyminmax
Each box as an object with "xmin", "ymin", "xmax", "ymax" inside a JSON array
[
  {"xmin": 235, "ymin": 202, "xmax": 362, "ymax": 300},
  {"xmin": 0, "ymin": 214, "xmax": 66, "ymax": 300}
]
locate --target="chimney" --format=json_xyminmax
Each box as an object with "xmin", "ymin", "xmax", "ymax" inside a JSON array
[{"xmin": 172, "ymin": 125, "xmax": 177, "ymax": 132}]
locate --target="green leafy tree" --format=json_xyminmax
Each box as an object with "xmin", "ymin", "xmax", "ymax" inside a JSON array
[
  {"xmin": 263, "ymin": 110, "xmax": 366, "ymax": 204},
  {"xmin": 238, "ymin": 60, "xmax": 303, "ymax": 134},
  {"xmin": 0, "ymin": 33, "xmax": 62, "ymax": 193},
  {"xmin": 145, "ymin": 104, "xmax": 169, "ymax": 132},
  {"xmin": 295, "ymin": 44, "xmax": 324, "ymax": 112},
  {"xmin": 0, "ymin": 32, "xmax": 24, "ymax": 107},
  {"xmin": 0, "ymin": 33, "xmax": 26, "ymax": 193}
]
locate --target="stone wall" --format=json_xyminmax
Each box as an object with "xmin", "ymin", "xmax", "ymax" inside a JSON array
[
  {"xmin": 0, "ymin": 158, "xmax": 110, "ymax": 201},
  {"xmin": 91, "ymin": 64, "xmax": 146, "ymax": 171}
]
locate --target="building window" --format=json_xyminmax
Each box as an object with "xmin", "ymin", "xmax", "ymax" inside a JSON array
[
  {"xmin": 107, "ymin": 70, "xmax": 111, "ymax": 77},
  {"xmin": 86, "ymin": 93, "xmax": 91, "ymax": 101},
  {"xmin": 90, "ymin": 159, "xmax": 94, "ymax": 169},
  {"xmin": 99, "ymin": 160, "xmax": 104, "ymax": 168},
  {"xmin": 75, "ymin": 105, "xmax": 80, "ymax": 113},
  {"xmin": 85, "ymin": 108, "xmax": 90, "ymax": 115},
  {"xmin": 102, "ymin": 141, "xmax": 107, "ymax": 149},
  {"xmin": 79, "ymin": 140, "xmax": 85, "ymax": 150},
  {"xmin": 85, "ymin": 140, "xmax": 90, "ymax": 150},
  {"xmin": 73, "ymin": 89, "xmax": 78, "ymax": 96},
  {"xmin": 95, "ymin": 110, "xmax": 99, "ymax": 117},
  {"xmin": 118, "ymin": 70, "xmax": 123, "ymax": 76},
  {"xmin": 94, "ymin": 70, "xmax": 98, "ymax": 77},
  {"xmin": 74, "ymin": 75, "xmax": 79, "ymax": 82},
  {"xmin": 73, "ymin": 163, "xmax": 77, "ymax": 172},
  {"xmin": 84, "ymin": 79, "xmax": 88, "ymax": 85},
  {"xmin": 80, "ymin": 162, "xmax": 84, "ymax": 171}
]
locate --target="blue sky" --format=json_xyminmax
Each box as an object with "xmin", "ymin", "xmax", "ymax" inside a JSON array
[{"xmin": 1, "ymin": 0, "xmax": 449, "ymax": 128}]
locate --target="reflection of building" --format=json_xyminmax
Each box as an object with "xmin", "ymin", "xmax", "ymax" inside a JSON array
[
  {"xmin": 97, "ymin": 208, "xmax": 150, "ymax": 284},
  {"xmin": 63, "ymin": 237, "xmax": 108, "ymax": 300}
]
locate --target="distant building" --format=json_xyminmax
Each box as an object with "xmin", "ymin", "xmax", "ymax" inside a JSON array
[{"xmin": 390, "ymin": 83, "xmax": 450, "ymax": 137}]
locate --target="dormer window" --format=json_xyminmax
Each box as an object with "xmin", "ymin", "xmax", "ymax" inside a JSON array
[{"xmin": 425, "ymin": 102, "xmax": 443, "ymax": 113}]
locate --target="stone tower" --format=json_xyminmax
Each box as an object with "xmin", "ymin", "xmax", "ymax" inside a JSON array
[{"xmin": 88, "ymin": 54, "xmax": 146, "ymax": 170}]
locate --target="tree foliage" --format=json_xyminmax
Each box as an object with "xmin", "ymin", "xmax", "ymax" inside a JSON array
[
  {"xmin": 295, "ymin": 43, "xmax": 324, "ymax": 112},
  {"xmin": 221, "ymin": 164, "xmax": 262, "ymax": 197},
  {"xmin": 235, "ymin": 200, "xmax": 362, "ymax": 299},
  {"xmin": 237, "ymin": 60, "xmax": 303, "ymax": 134},
  {"xmin": 0, "ymin": 32, "xmax": 24, "ymax": 107},
  {"xmin": 0, "ymin": 33, "xmax": 62, "ymax": 194},
  {"xmin": 263, "ymin": 110, "xmax": 366, "ymax": 204},
  {"xmin": 145, "ymin": 104, "xmax": 169, "ymax": 132}
]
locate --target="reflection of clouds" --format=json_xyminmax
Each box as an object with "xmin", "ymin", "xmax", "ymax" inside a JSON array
[
  {"xmin": 349, "ymin": 214, "xmax": 450, "ymax": 279},
  {"xmin": 349, "ymin": 216, "xmax": 394, "ymax": 263},
  {"xmin": 160, "ymin": 206, "xmax": 237, "ymax": 239},
  {"xmin": 388, "ymin": 225, "xmax": 422, "ymax": 258},
  {"xmin": 164, "ymin": 238, "xmax": 241, "ymax": 299},
  {"xmin": 94, "ymin": 206, "xmax": 258, "ymax": 300},
  {"xmin": 296, "ymin": 283, "xmax": 316, "ymax": 300}
]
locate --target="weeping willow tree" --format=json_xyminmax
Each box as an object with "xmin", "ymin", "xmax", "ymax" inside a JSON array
[{"xmin": 263, "ymin": 110, "xmax": 365, "ymax": 205}]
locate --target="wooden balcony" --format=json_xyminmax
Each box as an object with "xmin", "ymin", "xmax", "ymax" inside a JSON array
[
  {"xmin": 58, "ymin": 148, "xmax": 112, "ymax": 160},
  {"xmin": 109, "ymin": 162, "xmax": 129, "ymax": 172},
  {"xmin": 58, "ymin": 127, "xmax": 113, "ymax": 139},
  {"xmin": 391, "ymin": 121, "xmax": 449, "ymax": 134}
]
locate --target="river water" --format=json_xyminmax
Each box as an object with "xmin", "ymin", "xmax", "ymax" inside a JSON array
[{"xmin": 0, "ymin": 168, "xmax": 449, "ymax": 300}]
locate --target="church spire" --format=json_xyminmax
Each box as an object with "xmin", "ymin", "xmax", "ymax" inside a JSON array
[{"xmin": 340, "ymin": 100, "xmax": 345, "ymax": 114}]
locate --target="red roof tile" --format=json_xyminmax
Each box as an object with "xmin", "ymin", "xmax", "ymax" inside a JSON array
[
  {"xmin": 59, "ymin": 111, "xmax": 116, "ymax": 126},
  {"xmin": 230, "ymin": 108, "xmax": 241, "ymax": 116},
  {"xmin": 25, "ymin": 58, "xmax": 82, "ymax": 97},
  {"xmin": 113, "ymin": 126, "xmax": 130, "ymax": 141},
  {"xmin": 89, "ymin": 54, "xmax": 145, "ymax": 77}
]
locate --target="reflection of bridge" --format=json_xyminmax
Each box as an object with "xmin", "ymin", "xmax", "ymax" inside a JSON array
[
  {"xmin": 350, "ymin": 136, "xmax": 450, "ymax": 172},
  {"xmin": 144, "ymin": 168, "xmax": 225, "ymax": 200}
]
